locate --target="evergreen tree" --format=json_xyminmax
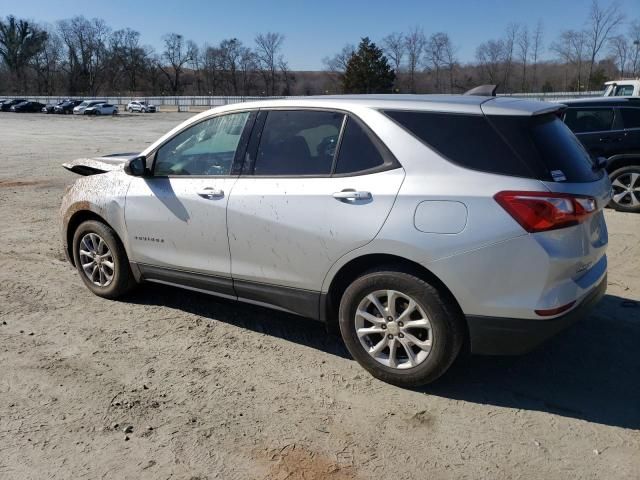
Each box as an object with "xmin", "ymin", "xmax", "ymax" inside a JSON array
[{"xmin": 343, "ymin": 37, "xmax": 395, "ymax": 94}]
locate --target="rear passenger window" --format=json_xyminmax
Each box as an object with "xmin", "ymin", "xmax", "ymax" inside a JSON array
[
  {"xmin": 563, "ymin": 108, "xmax": 614, "ymax": 133},
  {"xmin": 620, "ymin": 108, "xmax": 640, "ymax": 129},
  {"xmin": 384, "ymin": 110, "xmax": 538, "ymax": 178},
  {"xmin": 254, "ymin": 110, "xmax": 344, "ymax": 175},
  {"xmin": 334, "ymin": 118, "xmax": 385, "ymax": 174}
]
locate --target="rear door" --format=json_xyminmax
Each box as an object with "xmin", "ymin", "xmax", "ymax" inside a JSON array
[
  {"xmin": 226, "ymin": 109, "xmax": 404, "ymax": 311},
  {"xmin": 619, "ymin": 106, "xmax": 640, "ymax": 155},
  {"xmin": 563, "ymin": 107, "xmax": 622, "ymax": 158}
]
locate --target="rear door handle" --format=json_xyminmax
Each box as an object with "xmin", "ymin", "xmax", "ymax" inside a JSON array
[
  {"xmin": 333, "ymin": 190, "xmax": 372, "ymax": 200},
  {"xmin": 197, "ymin": 187, "xmax": 224, "ymax": 199}
]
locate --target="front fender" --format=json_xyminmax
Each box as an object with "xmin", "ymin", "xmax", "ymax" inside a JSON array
[{"xmin": 59, "ymin": 171, "xmax": 133, "ymax": 263}]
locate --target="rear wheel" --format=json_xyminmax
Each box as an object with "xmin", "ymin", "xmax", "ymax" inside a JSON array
[
  {"xmin": 339, "ymin": 269, "xmax": 464, "ymax": 387},
  {"xmin": 610, "ymin": 165, "xmax": 640, "ymax": 213},
  {"xmin": 72, "ymin": 220, "xmax": 136, "ymax": 298}
]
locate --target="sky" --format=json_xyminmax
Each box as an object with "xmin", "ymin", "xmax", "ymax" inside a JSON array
[{"xmin": 1, "ymin": 0, "xmax": 639, "ymax": 70}]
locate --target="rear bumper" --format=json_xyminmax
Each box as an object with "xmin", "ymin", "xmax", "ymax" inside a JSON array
[{"xmin": 466, "ymin": 274, "xmax": 607, "ymax": 355}]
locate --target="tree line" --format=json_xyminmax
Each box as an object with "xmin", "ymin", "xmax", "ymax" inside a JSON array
[
  {"xmin": 0, "ymin": 16, "xmax": 290, "ymax": 96},
  {"xmin": 0, "ymin": 0, "xmax": 638, "ymax": 97}
]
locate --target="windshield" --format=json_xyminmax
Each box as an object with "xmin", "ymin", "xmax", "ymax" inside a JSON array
[{"xmin": 603, "ymin": 84, "xmax": 614, "ymax": 96}]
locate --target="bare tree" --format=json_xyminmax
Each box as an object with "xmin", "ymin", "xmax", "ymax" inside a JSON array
[
  {"xmin": 382, "ymin": 32, "xmax": 405, "ymax": 72},
  {"xmin": 254, "ymin": 32, "xmax": 284, "ymax": 95},
  {"xmin": 189, "ymin": 42, "xmax": 203, "ymax": 95},
  {"xmin": 552, "ymin": 30, "xmax": 587, "ymax": 91},
  {"xmin": 426, "ymin": 32, "xmax": 449, "ymax": 92},
  {"xmin": 517, "ymin": 26, "xmax": 530, "ymax": 91},
  {"xmin": 629, "ymin": 20, "xmax": 640, "ymax": 76},
  {"xmin": 30, "ymin": 25, "xmax": 62, "ymax": 94},
  {"xmin": 609, "ymin": 35, "xmax": 629, "ymax": 77},
  {"xmin": 531, "ymin": 20, "xmax": 544, "ymax": 91},
  {"xmin": 201, "ymin": 44, "xmax": 220, "ymax": 94},
  {"xmin": 110, "ymin": 28, "xmax": 152, "ymax": 92},
  {"xmin": 279, "ymin": 58, "xmax": 294, "ymax": 95},
  {"xmin": 405, "ymin": 27, "xmax": 425, "ymax": 93},
  {"xmin": 585, "ymin": 0, "xmax": 625, "ymax": 88},
  {"xmin": 476, "ymin": 39, "xmax": 504, "ymax": 84},
  {"xmin": 158, "ymin": 33, "xmax": 196, "ymax": 94},
  {"xmin": 238, "ymin": 47, "xmax": 258, "ymax": 95},
  {"xmin": 502, "ymin": 23, "xmax": 519, "ymax": 92},
  {"xmin": 322, "ymin": 43, "xmax": 354, "ymax": 93},
  {"xmin": 442, "ymin": 35, "xmax": 458, "ymax": 93},
  {"xmin": 57, "ymin": 16, "xmax": 111, "ymax": 95}
]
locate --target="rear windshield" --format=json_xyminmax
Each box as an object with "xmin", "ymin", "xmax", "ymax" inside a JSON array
[{"xmin": 384, "ymin": 110, "xmax": 600, "ymax": 183}]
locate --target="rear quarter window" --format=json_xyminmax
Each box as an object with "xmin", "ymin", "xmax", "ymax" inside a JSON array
[
  {"xmin": 385, "ymin": 110, "xmax": 601, "ymax": 183},
  {"xmin": 620, "ymin": 108, "xmax": 640, "ymax": 129},
  {"xmin": 384, "ymin": 110, "xmax": 542, "ymax": 178}
]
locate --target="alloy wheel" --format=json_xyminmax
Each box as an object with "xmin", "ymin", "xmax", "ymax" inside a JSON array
[
  {"xmin": 611, "ymin": 171, "xmax": 640, "ymax": 208},
  {"xmin": 355, "ymin": 290, "xmax": 433, "ymax": 369},
  {"xmin": 79, "ymin": 233, "xmax": 115, "ymax": 287}
]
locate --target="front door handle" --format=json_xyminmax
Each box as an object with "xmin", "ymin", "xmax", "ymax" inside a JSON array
[
  {"xmin": 197, "ymin": 187, "xmax": 224, "ymax": 199},
  {"xmin": 333, "ymin": 190, "xmax": 372, "ymax": 200}
]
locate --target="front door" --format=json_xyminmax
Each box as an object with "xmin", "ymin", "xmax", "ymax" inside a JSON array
[{"xmin": 125, "ymin": 111, "xmax": 254, "ymax": 289}]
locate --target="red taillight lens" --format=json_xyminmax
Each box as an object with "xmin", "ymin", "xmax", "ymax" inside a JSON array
[{"xmin": 494, "ymin": 191, "xmax": 597, "ymax": 233}]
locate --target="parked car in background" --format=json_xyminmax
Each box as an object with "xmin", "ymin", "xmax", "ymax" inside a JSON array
[
  {"xmin": 84, "ymin": 103, "xmax": 119, "ymax": 116},
  {"xmin": 603, "ymin": 79, "xmax": 640, "ymax": 97},
  {"xmin": 60, "ymin": 95, "xmax": 610, "ymax": 386},
  {"xmin": 73, "ymin": 100, "xmax": 106, "ymax": 115},
  {"xmin": 11, "ymin": 101, "xmax": 46, "ymax": 113},
  {"xmin": 43, "ymin": 101, "xmax": 66, "ymax": 114},
  {"xmin": 55, "ymin": 99, "xmax": 83, "ymax": 114},
  {"xmin": 127, "ymin": 100, "xmax": 157, "ymax": 113},
  {"xmin": 561, "ymin": 97, "xmax": 640, "ymax": 212},
  {"xmin": 1, "ymin": 99, "xmax": 27, "ymax": 112}
]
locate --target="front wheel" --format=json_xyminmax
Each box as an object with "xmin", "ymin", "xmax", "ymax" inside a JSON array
[
  {"xmin": 610, "ymin": 165, "xmax": 640, "ymax": 213},
  {"xmin": 339, "ymin": 269, "xmax": 464, "ymax": 387},
  {"xmin": 72, "ymin": 220, "xmax": 136, "ymax": 299}
]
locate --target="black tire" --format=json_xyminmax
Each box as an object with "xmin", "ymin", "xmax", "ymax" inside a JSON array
[
  {"xmin": 339, "ymin": 269, "xmax": 465, "ymax": 387},
  {"xmin": 609, "ymin": 165, "xmax": 640, "ymax": 213},
  {"xmin": 72, "ymin": 220, "xmax": 136, "ymax": 299}
]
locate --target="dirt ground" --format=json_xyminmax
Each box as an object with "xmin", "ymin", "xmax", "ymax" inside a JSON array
[{"xmin": 1, "ymin": 112, "xmax": 639, "ymax": 480}]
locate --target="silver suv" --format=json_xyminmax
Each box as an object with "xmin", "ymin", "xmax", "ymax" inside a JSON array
[
  {"xmin": 60, "ymin": 96, "xmax": 610, "ymax": 386},
  {"xmin": 127, "ymin": 100, "xmax": 157, "ymax": 113}
]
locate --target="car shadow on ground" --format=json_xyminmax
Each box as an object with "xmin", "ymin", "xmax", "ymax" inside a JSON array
[
  {"xmin": 127, "ymin": 283, "xmax": 351, "ymax": 359},
  {"xmin": 423, "ymin": 294, "xmax": 640, "ymax": 430},
  {"xmin": 128, "ymin": 286, "xmax": 639, "ymax": 430}
]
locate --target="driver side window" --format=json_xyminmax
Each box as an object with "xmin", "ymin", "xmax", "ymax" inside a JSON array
[{"xmin": 154, "ymin": 112, "xmax": 250, "ymax": 176}]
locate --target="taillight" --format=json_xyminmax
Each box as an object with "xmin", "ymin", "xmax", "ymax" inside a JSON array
[{"xmin": 494, "ymin": 191, "xmax": 597, "ymax": 233}]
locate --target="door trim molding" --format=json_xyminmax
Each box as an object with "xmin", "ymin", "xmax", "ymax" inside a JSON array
[{"xmin": 135, "ymin": 263, "xmax": 321, "ymax": 321}]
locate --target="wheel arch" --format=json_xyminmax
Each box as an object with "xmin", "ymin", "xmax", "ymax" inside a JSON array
[
  {"xmin": 322, "ymin": 253, "xmax": 466, "ymax": 337},
  {"xmin": 66, "ymin": 210, "xmax": 120, "ymax": 267},
  {"xmin": 606, "ymin": 154, "xmax": 640, "ymax": 173}
]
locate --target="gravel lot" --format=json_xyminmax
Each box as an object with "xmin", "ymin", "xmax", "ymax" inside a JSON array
[{"xmin": 1, "ymin": 112, "xmax": 639, "ymax": 480}]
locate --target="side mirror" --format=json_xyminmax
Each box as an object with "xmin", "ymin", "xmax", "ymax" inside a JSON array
[{"xmin": 124, "ymin": 156, "xmax": 148, "ymax": 176}]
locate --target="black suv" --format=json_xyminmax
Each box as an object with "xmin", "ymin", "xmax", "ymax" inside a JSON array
[{"xmin": 561, "ymin": 97, "xmax": 640, "ymax": 212}]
